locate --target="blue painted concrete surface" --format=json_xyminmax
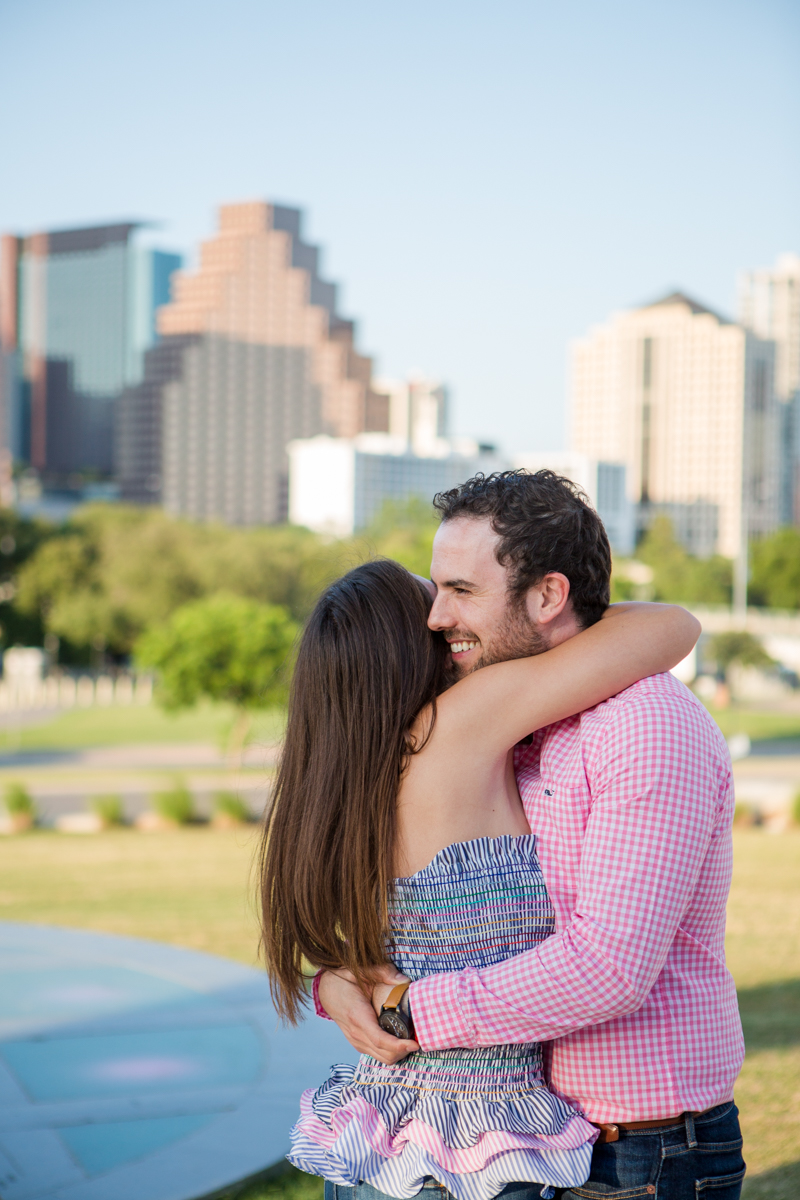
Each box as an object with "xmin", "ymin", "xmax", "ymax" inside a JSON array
[{"xmin": 0, "ymin": 922, "xmax": 357, "ymax": 1200}]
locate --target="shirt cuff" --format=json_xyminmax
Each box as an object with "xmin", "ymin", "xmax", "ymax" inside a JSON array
[
  {"xmin": 312, "ymin": 970, "xmax": 333, "ymax": 1020},
  {"xmin": 408, "ymin": 970, "xmax": 475, "ymax": 1050}
]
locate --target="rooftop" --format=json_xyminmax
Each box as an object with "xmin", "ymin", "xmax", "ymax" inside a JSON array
[{"xmin": 640, "ymin": 290, "xmax": 730, "ymax": 323}]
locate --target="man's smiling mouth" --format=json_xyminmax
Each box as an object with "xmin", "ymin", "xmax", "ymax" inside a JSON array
[{"xmin": 448, "ymin": 640, "xmax": 479, "ymax": 655}]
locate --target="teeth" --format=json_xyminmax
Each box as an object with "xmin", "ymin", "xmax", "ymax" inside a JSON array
[{"xmin": 450, "ymin": 641, "xmax": 478, "ymax": 654}]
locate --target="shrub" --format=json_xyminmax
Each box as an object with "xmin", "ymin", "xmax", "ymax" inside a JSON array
[
  {"xmin": 152, "ymin": 780, "xmax": 194, "ymax": 826},
  {"xmin": 4, "ymin": 782, "xmax": 35, "ymax": 817},
  {"xmin": 709, "ymin": 631, "xmax": 773, "ymax": 682},
  {"xmin": 213, "ymin": 791, "xmax": 251, "ymax": 824},
  {"xmin": 90, "ymin": 795, "xmax": 124, "ymax": 826}
]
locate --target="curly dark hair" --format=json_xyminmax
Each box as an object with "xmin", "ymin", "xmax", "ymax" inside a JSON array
[{"xmin": 433, "ymin": 469, "xmax": 611, "ymax": 628}]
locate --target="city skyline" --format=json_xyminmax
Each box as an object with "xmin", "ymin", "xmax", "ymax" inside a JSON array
[{"xmin": 1, "ymin": 0, "xmax": 796, "ymax": 453}]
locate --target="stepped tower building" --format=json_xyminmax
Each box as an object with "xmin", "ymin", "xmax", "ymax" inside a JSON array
[{"xmin": 119, "ymin": 201, "xmax": 387, "ymax": 524}]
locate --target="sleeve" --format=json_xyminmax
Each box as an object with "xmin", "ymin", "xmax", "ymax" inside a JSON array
[
  {"xmin": 312, "ymin": 969, "xmax": 333, "ymax": 1020},
  {"xmin": 408, "ymin": 691, "xmax": 730, "ymax": 1051}
]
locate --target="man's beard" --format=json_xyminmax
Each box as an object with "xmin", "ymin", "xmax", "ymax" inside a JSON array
[{"xmin": 446, "ymin": 601, "xmax": 549, "ymax": 681}]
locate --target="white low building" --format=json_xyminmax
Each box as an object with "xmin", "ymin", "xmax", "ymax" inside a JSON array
[{"xmin": 289, "ymin": 434, "xmax": 504, "ymax": 537}]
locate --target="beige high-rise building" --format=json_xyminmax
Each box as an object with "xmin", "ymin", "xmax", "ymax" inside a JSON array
[
  {"xmin": 739, "ymin": 253, "xmax": 800, "ymax": 524},
  {"xmin": 570, "ymin": 293, "xmax": 779, "ymax": 559},
  {"xmin": 118, "ymin": 202, "xmax": 387, "ymax": 524},
  {"xmin": 374, "ymin": 376, "xmax": 449, "ymax": 456}
]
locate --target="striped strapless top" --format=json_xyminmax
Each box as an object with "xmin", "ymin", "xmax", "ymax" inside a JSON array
[{"xmin": 288, "ymin": 835, "xmax": 596, "ymax": 1200}]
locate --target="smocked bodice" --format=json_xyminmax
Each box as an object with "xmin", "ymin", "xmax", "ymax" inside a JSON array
[{"xmin": 289, "ymin": 834, "xmax": 595, "ymax": 1200}]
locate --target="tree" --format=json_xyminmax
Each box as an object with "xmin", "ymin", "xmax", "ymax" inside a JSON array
[
  {"xmin": 635, "ymin": 517, "xmax": 732, "ymax": 606},
  {"xmin": 15, "ymin": 505, "xmax": 345, "ymax": 658},
  {"xmin": 11, "ymin": 495, "xmax": 443, "ymax": 664},
  {"xmin": 356, "ymin": 497, "xmax": 440, "ymax": 578},
  {"xmin": 0, "ymin": 508, "xmax": 56, "ymax": 649},
  {"xmin": 708, "ymin": 631, "xmax": 772, "ymax": 684},
  {"xmin": 135, "ymin": 593, "xmax": 298, "ymax": 762},
  {"xmin": 749, "ymin": 528, "xmax": 800, "ymax": 610}
]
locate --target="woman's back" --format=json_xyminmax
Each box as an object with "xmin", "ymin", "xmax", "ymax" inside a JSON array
[{"xmin": 394, "ymin": 719, "xmax": 528, "ymax": 878}]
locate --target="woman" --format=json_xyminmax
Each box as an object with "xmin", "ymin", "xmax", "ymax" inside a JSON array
[{"xmin": 260, "ymin": 559, "xmax": 699, "ymax": 1200}]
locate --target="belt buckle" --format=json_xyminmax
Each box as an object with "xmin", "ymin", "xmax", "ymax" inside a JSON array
[{"xmin": 595, "ymin": 1123, "xmax": 619, "ymax": 1143}]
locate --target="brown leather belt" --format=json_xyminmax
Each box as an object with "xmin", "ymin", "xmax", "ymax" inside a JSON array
[{"xmin": 593, "ymin": 1109, "xmax": 709, "ymax": 1144}]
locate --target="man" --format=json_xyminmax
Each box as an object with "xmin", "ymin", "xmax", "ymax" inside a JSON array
[{"xmin": 316, "ymin": 471, "xmax": 745, "ymax": 1199}]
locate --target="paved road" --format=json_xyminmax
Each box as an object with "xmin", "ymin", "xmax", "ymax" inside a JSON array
[
  {"xmin": 0, "ymin": 744, "xmax": 278, "ymax": 825},
  {"xmin": 747, "ymin": 738, "xmax": 800, "ymax": 756}
]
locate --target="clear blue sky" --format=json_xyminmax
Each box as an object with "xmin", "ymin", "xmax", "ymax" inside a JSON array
[{"xmin": 2, "ymin": 0, "xmax": 798, "ymax": 451}]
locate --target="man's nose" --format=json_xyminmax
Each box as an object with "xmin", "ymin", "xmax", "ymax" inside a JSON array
[{"xmin": 427, "ymin": 590, "xmax": 454, "ymax": 631}]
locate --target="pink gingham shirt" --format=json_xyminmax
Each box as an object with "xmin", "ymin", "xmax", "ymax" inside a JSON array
[{"xmin": 406, "ymin": 671, "xmax": 744, "ymax": 1123}]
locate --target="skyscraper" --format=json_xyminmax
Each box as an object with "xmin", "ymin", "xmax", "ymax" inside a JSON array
[
  {"xmin": 739, "ymin": 253, "xmax": 800, "ymax": 525},
  {"xmin": 0, "ymin": 224, "xmax": 181, "ymax": 485},
  {"xmin": 570, "ymin": 292, "xmax": 779, "ymax": 560},
  {"xmin": 119, "ymin": 201, "xmax": 387, "ymax": 524}
]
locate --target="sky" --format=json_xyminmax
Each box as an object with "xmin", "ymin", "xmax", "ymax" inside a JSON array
[{"xmin": 1, "ymin": 0, "xmax": 798, "ymax": 452}]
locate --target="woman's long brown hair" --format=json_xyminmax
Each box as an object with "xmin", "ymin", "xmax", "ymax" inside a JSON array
[{"xmin": 259, "ymin": 559, "xmax": 450, "ymax": 1022}]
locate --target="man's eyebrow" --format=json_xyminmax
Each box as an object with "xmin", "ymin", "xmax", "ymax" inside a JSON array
[{"xmin": 442, "ymin": 578, "xmax": 477, "ymax": 590}]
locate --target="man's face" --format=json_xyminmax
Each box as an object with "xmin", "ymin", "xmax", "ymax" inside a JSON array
[{"xmin": 428, "ymin": 516, "xmax": 547, "ymax": 678}]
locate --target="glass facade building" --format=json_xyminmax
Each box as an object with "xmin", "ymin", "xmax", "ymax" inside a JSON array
[{"xmin": 0, "ymin": 224, "xmax": 181, "ymax": 484}]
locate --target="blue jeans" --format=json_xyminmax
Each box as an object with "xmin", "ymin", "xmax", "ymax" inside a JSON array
[
  {"xmin": 322, "ymin": 1103, "xmax": 745, "ymax": 1200},
  {"xmin": 325, "ymin": 1183, "xmax": 552, "ymax": 1200},
  {"xmin": 557, "ymin": 1102, "xmax": 745, "ymax": 1198}
]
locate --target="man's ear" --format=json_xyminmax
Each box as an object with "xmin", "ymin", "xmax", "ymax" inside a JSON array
[{"xmin": 525, "ymin": 573, "xmax": 571, "ymax": 626}]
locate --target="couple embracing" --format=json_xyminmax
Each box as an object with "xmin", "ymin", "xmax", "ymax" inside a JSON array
[{"xmin": 259, "ymin": 470, "xmax": 745, "ymax": 1200}]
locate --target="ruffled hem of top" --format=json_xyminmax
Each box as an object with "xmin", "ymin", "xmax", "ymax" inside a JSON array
[
  {"xmin": 289, "ymin": 1073, "xmax": 597, "ymax": 1200},
  {"xmin": 289, "ymin": 1096, "xmax": 594, "ymax": 1200},
  {"xmin": 308, "ymin": 1064, "xmax": 594, "ymax": 1150}
]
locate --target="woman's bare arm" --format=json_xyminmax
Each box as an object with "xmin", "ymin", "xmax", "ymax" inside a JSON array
[{"xmin": 432, "ymin": 603, "xmax": 700, "ymax": 756}]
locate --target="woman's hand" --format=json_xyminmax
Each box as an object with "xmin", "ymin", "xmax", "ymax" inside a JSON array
[{"xmin": 318, "ymin": 966, "xmax": 419, "ymax": 1065}]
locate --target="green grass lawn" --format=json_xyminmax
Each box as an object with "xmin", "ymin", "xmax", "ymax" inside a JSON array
[
  {"xmin": 703, "ymin": 705, "xmax": 800, "ymax": 743},
  {"xmin": 3, "ymin": 697, "xmax": 798, "ymax": 755},
  {"xmin": 0, "ymin": 828, "xmax": 796, "ymax": 1199},
  {"xmin": 0, "ymin": 828, "xmax": 263, "ymax": 964},
  {"xmin": 0, "ymin": 701, "xmax": 285, "ymax": 753},
  {"xmin": 724, "ymin": 832, "xmax": 800, "ymax": 1200}
]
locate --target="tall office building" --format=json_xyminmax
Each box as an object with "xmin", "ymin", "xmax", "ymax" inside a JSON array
[
  {"xmin": 119, "ymin": 201, "xmax": 386, "ymax": 524},
  {"xmin": 0, "ymin": 224, "xmax": 181, "ymax": 484},
  {"xmin": 739, "ymin": 253, "xmax": 800, "ymax": 525},
  {"xmin": 570, "ymin": 292, "xmax": 779, "ymax": 559}
]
